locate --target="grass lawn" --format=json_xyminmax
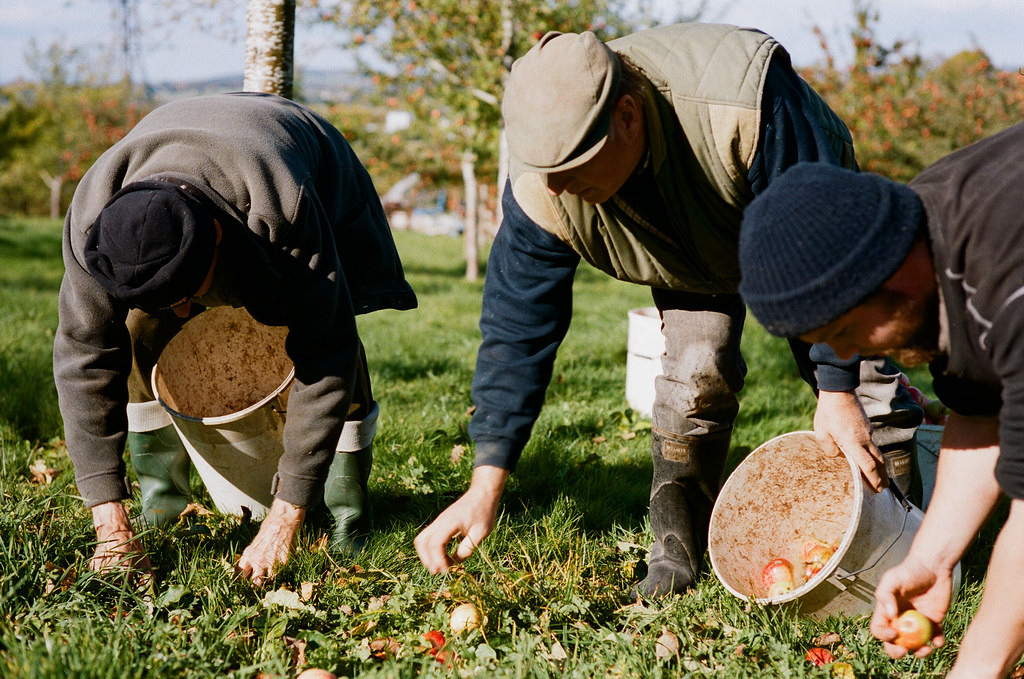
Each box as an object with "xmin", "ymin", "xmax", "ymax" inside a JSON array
[{"xmin": 0, "ymin": 216, "xmax": 1000, "ymax": 677}]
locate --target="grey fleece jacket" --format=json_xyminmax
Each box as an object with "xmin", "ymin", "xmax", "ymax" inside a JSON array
[{"xmin": 54, "ymin": 92, "xmax": 416, "ymax": 508}]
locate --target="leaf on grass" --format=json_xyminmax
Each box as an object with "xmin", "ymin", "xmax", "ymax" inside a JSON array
[
  {"xmin": 264, "ymin": 588, "xmax": 315, "ymax": 613},
  {"xmin": 465, "ymin": 405, "xmax": 476, "ymax": 416},
  {"xmin": 349, "ymin": 618, "xmax": 377, "ymax": 637},
  {"xmin": 299, "ymin": 582, "xmax": 315, "ymax": 602},
  {"xmin": 450, "ymin": 444, "xmax": 465, "ymax": 464},
  {"xmin": 655, "ymin": 630, "xmax": 679, "ymax": 660},
  {"xmin": 812, "ymin": 632, "xmax": 842, "ymax": 646},
  {"xmin": 43, "ymin": 563, "xmax": 77, "ymax": 594},
  {"xmin": 592, "ymin": 435, "xmax": 606, "ymax": 444},
  {"xmin": 155, "ymin": 585, "xmax": 187, "ymax": 608},
  {"xmin": 178, "ymin": 502, "xmax": 213, "ymax": 518},
  {"xmin": 284, "ymin": 635, "xmax": 307, "ymax": 667},
  {"xmin": 311, "ymin": 533, "xmax": 330, "ymax": 553},
  {"xmin": 368, "ymin": 636, "xmax": 401, "ymax": 660},
  {"xmin": 29, "ymin": 459, "xmax": 58, "ymax": 485},
  {"xmin": 615, "ymin": 541, "xmax": 643, "ymax": 552},
  {"xmin": 620, "ymin": 431, "xmax": 637, "ymax": 440}
]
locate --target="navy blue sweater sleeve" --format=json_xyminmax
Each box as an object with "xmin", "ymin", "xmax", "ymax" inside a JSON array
[
  {"xmin": 748, "ymin": 55, "xmax": 860, "ymax": 392},
  {"xmin": 468, "ymin": 183, "xmax": 581, "ymax": 470}
]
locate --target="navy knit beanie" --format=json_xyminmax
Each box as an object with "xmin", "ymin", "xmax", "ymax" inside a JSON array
[
  {"xmin": 738, "ymin": 162, "xmax": 924, "ymax": 338},
  {"xmin": 84, "ymin": 180, "xmax": 218, "ymax": 310}
]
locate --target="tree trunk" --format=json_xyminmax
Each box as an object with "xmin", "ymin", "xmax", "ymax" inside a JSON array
[
  {"xmin": 495, "ymin": 0, "xmax": 515, "ymax": 227},
  {"xmin": 40, "ymin": 171, "xmax": 62, "ymax": 219},
  {"xmin": 244, "ymin": 0, "xmax": 296, "ymax": 99},
  {"xmin": 462, "ymin": 150, "xmax": 479, "ymax": 282}
]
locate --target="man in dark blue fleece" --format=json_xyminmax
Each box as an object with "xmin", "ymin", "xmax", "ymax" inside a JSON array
[{"xmin": 414, "ymin": 25, "xmax": 921, "ymax": 598}]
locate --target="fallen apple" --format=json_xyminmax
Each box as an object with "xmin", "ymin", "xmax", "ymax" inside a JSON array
[
  {"xmin": 296, "ymin": 670, "xmax": 336, "ymax": 679},
  {"xmin": 762, "ymin": 557, "xmax": 794, "ymax": 597},
  {"xmin": 893, "ymin": 609, "xmax": 933, "ymax": 651},
  {"xmin": 805, "ymin": 647, "xmax": 835, "ymax": 666},
  {"xmin": 830, "ymin": 661, "xmax": 855, "ymax": 678},
  {"xmin": 449, "ymin": 602, "xmax": 482, "ymax": 633}
]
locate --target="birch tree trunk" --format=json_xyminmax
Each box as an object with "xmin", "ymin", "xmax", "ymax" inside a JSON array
[
  {"xmin": 244, "ymin": 0, "xmax": 296, "ymax": 99},
  {"xmin": 462, "ymin": 150, "xmax": 479, "ymax": 282},
  {"xmin": 495, "ymin": 0, "xmax": 515, "ymax": 226}
]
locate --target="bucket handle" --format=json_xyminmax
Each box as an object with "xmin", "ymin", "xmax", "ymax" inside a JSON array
[{"xmin": 831, "ymin": 478, "xmax": 913, "ymax": 583}]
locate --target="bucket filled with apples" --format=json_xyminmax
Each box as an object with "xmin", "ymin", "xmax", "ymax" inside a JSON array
[{"xmin": 707, "ymin": 431, "xmax": 960, "ymax": 619}]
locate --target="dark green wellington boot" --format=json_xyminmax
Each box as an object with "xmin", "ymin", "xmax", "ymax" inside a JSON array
[
  {"xmin": 631, "ymin": 430, "xmax": 730, "ymax": 599},
  {"xmin": 323, "ymin": 445, "xmax": 373, "ymax": 553},
  {"xmin": 128, "ymin": 425, "xmax": 191, "ymax": 527}
]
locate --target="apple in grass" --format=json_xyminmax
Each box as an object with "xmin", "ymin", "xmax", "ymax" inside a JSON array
[
  {"xmin": 894, "ymin": 609, "xmax": 933, "ymax": 651},
  {"xmin": 762, "ymin": 558, "xmax": 795, "ymax": 597}
]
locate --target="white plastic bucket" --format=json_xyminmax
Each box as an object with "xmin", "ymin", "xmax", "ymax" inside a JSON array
[
  {"xmin": 625, "ymin": 307, "xmax": 664, "ymax": 416},
  {"xmin": 914, "ymin": 424, "xmax": 944, "ymax": 510},
  {"xmin": 151, "ymin": 306, "xmax": 293, "ymax": 520},
  {"xmin": 708, "ymin": 431, "xmax": 960, "ymax": 619}
]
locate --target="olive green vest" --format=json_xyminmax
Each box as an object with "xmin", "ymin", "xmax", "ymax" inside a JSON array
[{"xmin": 510, "ymin": 23, "xmax": 854, "ymax": 294}]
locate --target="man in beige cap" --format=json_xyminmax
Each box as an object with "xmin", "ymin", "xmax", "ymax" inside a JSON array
[{"xmin": 414, "ymin": 23, "xmax": 921, "ymax": 598}]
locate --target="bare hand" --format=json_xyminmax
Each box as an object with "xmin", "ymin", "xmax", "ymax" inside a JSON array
[
  {"xmin": 236, "ymin": 498, "xmax": 306, "ymax": 587},
  {"xmin": 415, "ymin": 466, "xmax": 509, "ymax": 574},
  {"xmin": 814, "ymin": 390, "xmax": 888, "ymax": 492},
  {"xmin": 869, "ymin": 557, "xmax": 951, "ymax": 658},
  {"xmin": 90, "ymin": 501, "xmax": 152, "ymax": 584}
]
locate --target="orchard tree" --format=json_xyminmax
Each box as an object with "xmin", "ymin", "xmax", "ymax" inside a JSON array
[
  {"xmin": 315, "ymin": 0, "xmax": 677, "ymax": 279},
  {"xmin": 801, "ymin": 0, "xmax": 1024, "ymax": 181}
]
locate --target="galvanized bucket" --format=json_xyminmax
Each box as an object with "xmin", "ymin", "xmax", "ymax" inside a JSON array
[
  {"xmin": 151, "ymin": 306, "xmax": 293, "ymax": 520},
  {"xmin": 707, "ymin": 430, "xmax": 960, "ymax": 619}
]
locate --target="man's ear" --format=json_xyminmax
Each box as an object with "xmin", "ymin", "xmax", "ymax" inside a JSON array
[{"xmin": 613, "ymin": 94, "xmax": 643, "ymax": 140}]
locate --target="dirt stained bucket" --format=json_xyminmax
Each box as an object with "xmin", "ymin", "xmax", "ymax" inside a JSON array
[
  {"xmin": 625, "ymin": 307, "xmax": 664, "ymax": 417},
  {"xmin": 708, "ymin": 431, "xmax": 960, "ymax": 619},
  {"xmin": 151, "ymin": 306, "xmax": 293, "ymax": 520}
]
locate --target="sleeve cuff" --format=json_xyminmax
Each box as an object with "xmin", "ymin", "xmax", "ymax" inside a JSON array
[
  {"xmin": 77, "ymin": 472, "xmax": 133, "ymax": 508},
  {"xmin": 472, "ymin": 439, "xmax": 520, "ymax": 471},
  {"xmin": 271, "ymin": 471, "xmax": 323, "ymax": 507},
  {"xmin": 815, "ymin": 362, "xmax": 861, "ymax": 392}
]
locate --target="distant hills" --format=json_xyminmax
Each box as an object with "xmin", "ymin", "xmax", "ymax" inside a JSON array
[{"xmin": 148, "ymin": 69, "xmax": 373, "ymax": 105}]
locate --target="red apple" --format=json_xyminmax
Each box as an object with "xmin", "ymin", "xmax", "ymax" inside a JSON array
[
  {"xmin": 762, "ymin": 558, "xmax": 794, "ymax": 596},
  {"xmin": 805, "ymin": 647, "xmax": 835, "ymax": 666},
  {"xmin": 905, "ymin": 385, "xmax": 926, "ymax": 407},
  {"xmin": 802, "ymin": 538, "xmax": 835, "ymax": 565},
  {"xmin": 893, "ymin": 609, "xmax": 933, "ymax": 651}
]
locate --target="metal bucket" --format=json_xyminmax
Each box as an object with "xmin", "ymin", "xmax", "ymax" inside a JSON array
[
  {"xmin": 625, "ymin": 307, "xmax": 663, "ymax": 416},
  {"xmin": 914, "ymin": 424, "xmax": 944, "ymax": 510},
  {"xmin": 708, "ymin": 431, "xmax": 960, "ymax": 619},
  {"xmin": 151, "ymin": 306, "xmax": 293, "ymax": 520}
]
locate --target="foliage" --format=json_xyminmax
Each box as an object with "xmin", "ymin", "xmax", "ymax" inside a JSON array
[
  {"xmin": 0, "ymin": 221, "xmax": 1004, "ymax": 677},
  {"xmin": 0, "ymin": 45, "xmax": 151, "ymax": 218},
  {"xmin": 801, "ymin": 0, "xmax": 1024, "ymax": 181},
  {"xmin": 310, "ymin": 0, "xmax": 667, "ymax": 189}
]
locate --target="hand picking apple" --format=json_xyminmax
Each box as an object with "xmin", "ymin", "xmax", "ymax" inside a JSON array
[{"xmin": 893, "ymin": 609, "xmax": 933, "ymax": 652}]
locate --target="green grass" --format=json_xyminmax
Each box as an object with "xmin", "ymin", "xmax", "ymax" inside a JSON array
[{"xmin": 0, "ymin": 216, "xmax": 996, "ymax": 677}]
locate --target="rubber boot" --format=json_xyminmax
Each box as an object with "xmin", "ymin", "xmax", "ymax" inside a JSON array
[
  {"xmin": 631, "ymin": 430, "xmax": 730, "ymax": 599},
  {"xmin": 128, "ymin": 425, "xmax": 191, "ymax": 527},
  {"xmin": 323, "ymin": 445, "xmax": 373, "ymax": 552}
]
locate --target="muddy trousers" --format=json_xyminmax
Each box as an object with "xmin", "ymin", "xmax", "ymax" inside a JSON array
[
  {"xmin": 123, "ymin": 308, "xmax": 377, "ymax": 547},
  {"xmin": 632, "ymin": 289, "xmax": 921, "ymax": 598}
]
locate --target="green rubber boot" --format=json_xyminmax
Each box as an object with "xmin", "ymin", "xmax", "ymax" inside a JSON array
[
  {"xmin": 128, "ymin": 425, "xmax": 191, "ymax": 527},
  {"xmin": 323, "ymin": 446, "xmax": 373, "ymax": 553}
]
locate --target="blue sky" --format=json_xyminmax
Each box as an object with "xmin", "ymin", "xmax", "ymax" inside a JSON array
[{"xmin": 2, "ymin": 0, "xmax": 1022, "ymax": 84}]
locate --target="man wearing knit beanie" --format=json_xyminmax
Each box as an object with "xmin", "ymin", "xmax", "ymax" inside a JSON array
[
  {"xmin": 55, "ymin": 92, "xmax": 417, "ymax": 587},
  {"xmin": 415, "ymin": 22, "xmax": 923, "ymax": 600},
  {"xmin": 739, "ymin": 122, "xmax": 1024, "ymax": 677}
]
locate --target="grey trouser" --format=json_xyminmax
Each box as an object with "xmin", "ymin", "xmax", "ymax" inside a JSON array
[
  {"xmin": 123, "ymin": 308, "xmax": 375, "ymax": 436},
  {"xmin": 650, "ymin": 289, "xmax": 919, "ymax": 455}
]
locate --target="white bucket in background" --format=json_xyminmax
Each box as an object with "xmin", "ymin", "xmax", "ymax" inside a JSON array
[
  {"xmin": 914, "ymin": 424, "xmax": 944, "ymax": 510},
  {"xmin": 625, "ymin": 307, "xmax": 664, "ymax": 417},
  {"xmin": 151, "ymin": 307, "xmax": 293, "ymax": 520},
  {"xmin": 708, "ymin": 431, "xmax": 960, "ymax": 619}
]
